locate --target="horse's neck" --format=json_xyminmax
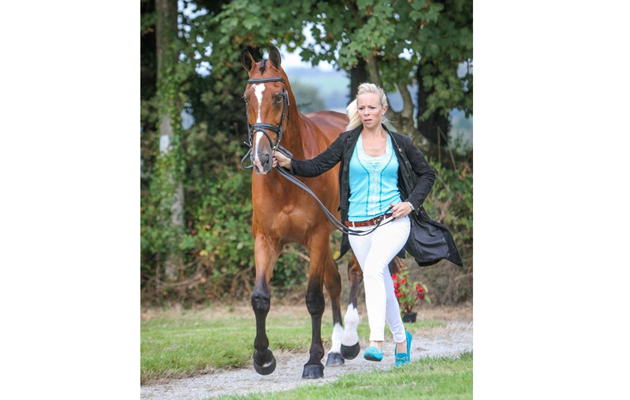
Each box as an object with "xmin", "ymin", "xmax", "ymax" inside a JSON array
[{"xmin": 281, "ymin": 108, "xmax": 308, "ymax": 160}]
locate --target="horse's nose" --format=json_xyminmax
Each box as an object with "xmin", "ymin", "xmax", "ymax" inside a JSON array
[{"xmin": 261, "ymin": 153, "xmax": 270, "ymax": 166}]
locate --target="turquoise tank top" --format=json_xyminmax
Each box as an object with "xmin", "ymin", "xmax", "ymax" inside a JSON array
[{"xmin": 348, "ymin": 134, "xmax": 402, "ymax": 221}]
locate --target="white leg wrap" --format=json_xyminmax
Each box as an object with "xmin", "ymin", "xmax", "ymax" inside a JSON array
[
  {"xmin": 329, "ymin": 323, "xmax": 344, "ymax": 353},
  {"xmin": 341, "ymin": 304, "xmax": 360, "ymax": 346}
]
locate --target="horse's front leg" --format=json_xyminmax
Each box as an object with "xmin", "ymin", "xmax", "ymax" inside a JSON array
[
  {"xmin": 251, "ymin": 234, "xmax": 280, "ymax": 375},
  {"xmin": 340, "ymin": 254, "xmax": 362, "ymax": 359},
  {"xmin": 301, "ymin": 229, "xmax": 331, "ymax": 379},
  {"xmin": 323, "ymin": 239, "xmax": 344, "ymax": 367}
]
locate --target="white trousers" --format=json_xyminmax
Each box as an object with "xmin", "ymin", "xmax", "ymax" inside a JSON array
[{"xmin": 348, "ymin": 215, "xmax": 411, "ymax": 343}]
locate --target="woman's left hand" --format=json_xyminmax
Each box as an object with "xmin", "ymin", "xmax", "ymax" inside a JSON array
[{"xmin": 390, "ymin": 202, "xmax": 413, "ymax": 219}]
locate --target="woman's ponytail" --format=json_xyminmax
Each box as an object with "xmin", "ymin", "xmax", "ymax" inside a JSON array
[{"xmin": 345, "ymin": 99, "xmax": 361, "ymax": 130}]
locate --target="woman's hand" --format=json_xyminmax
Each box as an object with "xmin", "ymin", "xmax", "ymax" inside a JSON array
[
  {"xmin": 273, "ymin": 151, "xmax": 291, "ymax": 169},
  {"xmin": 390, "ymin": 202, "xmax": 414, "ymax": 219}
]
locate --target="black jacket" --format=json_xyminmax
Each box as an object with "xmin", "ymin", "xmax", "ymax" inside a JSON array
[{"xmin": 290, "ymin": 124, "xmax": 463, "ymax": 267}]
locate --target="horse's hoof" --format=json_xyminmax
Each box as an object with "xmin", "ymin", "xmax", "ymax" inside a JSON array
[
  {"xmin": 302, "ymin": 363, "xmax": 324, "ymax": 379},
  {"xmin": 325, "ymin": 352, "xmax": 344, "ymax": 366},
  {"xmin": 340, "ymin": 342, "xmax": 360, "ymax": 360},
  {"xmin": 253, "ymin": 350, "xmax": 276, "ymax": 376}
]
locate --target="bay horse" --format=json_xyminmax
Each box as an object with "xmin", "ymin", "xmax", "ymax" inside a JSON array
[{"xmin": 240, "ymin": 46, "xmax": 367, "ymax": 379}]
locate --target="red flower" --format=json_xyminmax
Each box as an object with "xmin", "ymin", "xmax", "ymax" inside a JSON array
[
  {"xmin": 392, "ymin": 274, "xmax": 398, "ymax": 280},
  {"xmin": 417, "ymin": 287, "xmax": 423, "ymax": 293},
  {"xmin": 395, "ymin": 292, "xmax": 402, "ymax": 298},
  {"xmin": 401, "ymin": 278, "xmax": 406, "ymax": 284},
  {"xmin": 394, "ymin": 282, "xmax": 399, "ymax": 289}
]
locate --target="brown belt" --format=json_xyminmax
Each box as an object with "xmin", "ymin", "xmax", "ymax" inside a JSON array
[{"xmin": 344, "ymin": 213, "xmax": 393, "ymax": 228}]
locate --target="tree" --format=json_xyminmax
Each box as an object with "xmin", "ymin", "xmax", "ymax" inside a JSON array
[
  {"xmin": 300, "ymin": 0, "xmax": 472, "ymax": 148},
  {"xmin": 156, "ymin": 0, "xmax": 184, "ymax": 280}
]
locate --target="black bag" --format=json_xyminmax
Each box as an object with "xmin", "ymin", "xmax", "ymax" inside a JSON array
[
  {"xmin": 390, "ymin": 131, "xmax": 464, "ymax": 267},
  {"xmin": 404, "ymin": 209, "xmax": 463, "ymax": 267}
]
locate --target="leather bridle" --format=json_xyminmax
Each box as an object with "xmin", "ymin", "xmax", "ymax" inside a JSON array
[{"xmin": 241, "ymin": 76, "xmax": 293, "ymax": 169}]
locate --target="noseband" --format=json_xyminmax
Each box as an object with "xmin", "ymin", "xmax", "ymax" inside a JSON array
[{"xmin": 241, "ymin": 77, "xmax": 293, "ymax": 169}]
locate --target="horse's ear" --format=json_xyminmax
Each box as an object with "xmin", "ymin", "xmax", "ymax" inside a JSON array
[
  {"xmin": 240, "ymin": 49, "xmax": 256, "ymax": 72},
  {"xmin": 268, "ymin": 45, "xmax": 282, "ymax": 69}
]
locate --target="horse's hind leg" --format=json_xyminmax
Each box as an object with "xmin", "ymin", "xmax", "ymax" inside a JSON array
[
  {"xmin": 323, "ymin": 251, "xmax": 344, "ymax": 367},
  {"xmin": 340, "ymin": 254, "xmax": 362, "ymax": 359},
  {"xmin": 251, "ymin": 234, "xmax": 280, "ymax": 376}
]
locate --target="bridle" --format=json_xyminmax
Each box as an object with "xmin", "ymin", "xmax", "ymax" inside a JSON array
[{"xmin": 241, "ymin": 76, "xmax": 293, "ymax": 169}]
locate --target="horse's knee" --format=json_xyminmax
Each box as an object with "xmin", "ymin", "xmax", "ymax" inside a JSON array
[
  {"xmin": 251, "ymin": 288, "xmax": 271, "ymax": 317},
  {"xmin": 305, "ymin": 287, "xmax": 325, "ymax": 316},
  {"xmin": 347, "ymin": 259, "xmax": 363, "ymax": 282}
]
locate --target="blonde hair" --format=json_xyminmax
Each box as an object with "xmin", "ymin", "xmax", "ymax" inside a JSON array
[{"xmin": 345, "ymin": 82, "xmax": 389, "ymax": 130}]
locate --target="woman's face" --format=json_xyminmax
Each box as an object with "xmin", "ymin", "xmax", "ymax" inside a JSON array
[{"xmin": 357, "ymin": 92, "xmax": 387, "ymax": 130}]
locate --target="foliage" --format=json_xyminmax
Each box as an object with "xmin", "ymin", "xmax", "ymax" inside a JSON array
[
  {"xmin": 423, "ymin": 159, "xmax": 473, "ymax": 272},
  {"xmin": 300, "ymin": 0, "xmax": 473, "ymax": 129},
  {"xmin": 392, "ymin": 264, "xmax": 431, "ymax": 314}
]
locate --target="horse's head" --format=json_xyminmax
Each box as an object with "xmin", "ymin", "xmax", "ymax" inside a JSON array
[{"xmin": 241, "ymin": 46, "xmax": 291, "ymax": 175}]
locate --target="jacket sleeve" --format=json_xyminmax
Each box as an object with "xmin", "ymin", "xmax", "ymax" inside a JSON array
[
  {"xmin": 404, "ymin": 137, "xmax": 436, "ymax": 209},
  {"xmin": 288, "ymin": 134, "xmax": 345, "ymax": 177}
]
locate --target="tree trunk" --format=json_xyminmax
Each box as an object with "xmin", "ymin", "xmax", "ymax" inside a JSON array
[
  {"xmin": 416, "ymin": 60, "xmax": 453, "ymax": 165},
  {"xmin": 416, "ymin": 60, "xmax": 451, "ymax": 146},
  {"xmin": 156, "ymin": 0, "xmax": 183, "ymax": 280},
  {"xmin": 348, "ymin": 58, "xmax": 368, "ymax": 105}
]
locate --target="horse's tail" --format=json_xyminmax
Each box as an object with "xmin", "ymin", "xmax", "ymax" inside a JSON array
[{"xmin": 388, "ymin": 257, "xmax": 404, "ymax": 275}]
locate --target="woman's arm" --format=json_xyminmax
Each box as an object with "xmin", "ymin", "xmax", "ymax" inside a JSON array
[
  {"xmin": 404, "ymin": 137, "xmax": 436, "ymax": 209},
  {"xmin": 274, "ymin": 133, "xmax": 346, "ymax": 177}
]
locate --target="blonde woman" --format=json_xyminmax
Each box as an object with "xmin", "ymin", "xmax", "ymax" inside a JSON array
[{"xmin": 274, "ymin": 83, "xmax": 437, "ymax": 367}]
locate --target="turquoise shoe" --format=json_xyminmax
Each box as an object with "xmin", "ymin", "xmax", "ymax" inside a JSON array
[
  {"xmin": 363, "ymin": 346, "xmax": 383, "ymax": 362},
  {"xmin": 395, "ymin": 331, "xmax": 412, "ymax": 367}
]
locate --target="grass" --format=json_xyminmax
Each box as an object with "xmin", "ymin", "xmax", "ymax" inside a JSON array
[
  {"xmin": 217, "ymin": 352, "xmax": 473, "ymax": 400},
  {"xmin": 141, "ymin": 306, "xmax": 445, "ymax": 384}
]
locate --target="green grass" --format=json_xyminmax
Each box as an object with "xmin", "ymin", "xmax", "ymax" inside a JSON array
[
  {"xmin": 217, "ymin": 352, "xmax": 473, "ymax": 400},
  {"xmin": 141, "ymin": 308, "xmax": 445, "ymax": 384}
]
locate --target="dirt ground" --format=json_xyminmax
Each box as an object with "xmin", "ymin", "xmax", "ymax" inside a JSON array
[{"xmin": 141, "ymin": 303, "xmax": 472, "ymax": 400}]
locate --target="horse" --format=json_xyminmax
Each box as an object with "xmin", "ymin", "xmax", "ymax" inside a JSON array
[{"xmin": 240, "ymin": 46, "xmax": 368, "ymax": 379}]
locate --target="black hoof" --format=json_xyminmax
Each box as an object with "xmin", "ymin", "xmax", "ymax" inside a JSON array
[
  {"xmin": 302, "ymin": 363, "xmax": 324, "ymax": 379},
  {"xmin": 253, "ymin": 349, "xmax": 276, "ymax": 376},
  {"xmin": 340, "ymin": 342, "xmax": 360, "ymax": 360},
  {"xmin": 325, "ymin": 352, "xmax": 344, "ymax": 366}
]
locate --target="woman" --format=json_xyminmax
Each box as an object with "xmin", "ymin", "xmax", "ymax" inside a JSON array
[{"xmin": 273, "ymin": 83, "xmax": 435, "ymax": 367}]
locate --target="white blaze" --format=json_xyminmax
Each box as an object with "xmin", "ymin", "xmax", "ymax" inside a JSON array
[
  {"xmin": 341, "ymin": 304, "xmax": 360, "ymax": 346},
  {"xmin": 253, "ymin": 83, "xmax": 266, "ymax": 164}
]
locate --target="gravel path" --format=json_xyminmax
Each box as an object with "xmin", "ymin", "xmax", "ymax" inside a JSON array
[{"xmin": 141, "ymin": 320, "xmax": 472, "ymax": 400}]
